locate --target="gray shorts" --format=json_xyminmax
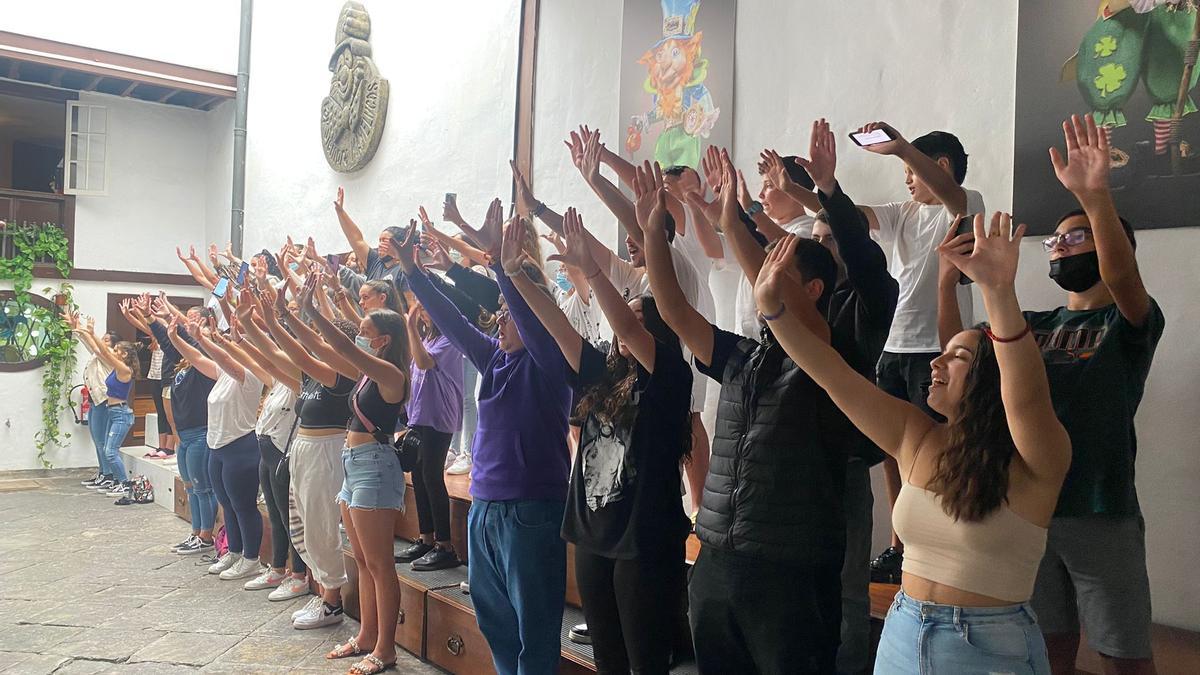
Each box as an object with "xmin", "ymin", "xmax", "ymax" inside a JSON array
[{"xmin": 1030, "ymin": 515, "xmax": 1153, "ymax": 660}]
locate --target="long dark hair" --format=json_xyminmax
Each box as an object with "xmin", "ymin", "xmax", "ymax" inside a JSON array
[
  {"xmin": 925, "ymin": 328, "xmax": 1016, "ymax": 522},
  {"xmin": 114, "ymin": 340, "xmax": 142, "ymax": 377},
  {"xmin": 574, "ymin": 296, "xmax": 691, "ymax": 462},
  {"xmin": 364, "ymin": 279, "xmax": 405, "ymax": 314}
]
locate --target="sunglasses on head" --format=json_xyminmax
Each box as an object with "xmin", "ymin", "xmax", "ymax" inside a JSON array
[{"xmin": 1042, "ymin": 228, "xmax": 1092, "ymax": 253}]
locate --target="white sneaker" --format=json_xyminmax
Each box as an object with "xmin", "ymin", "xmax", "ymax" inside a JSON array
[
  {"xmin": 220, "ymin": 556, "xmax": 264, "ymax": 581},
  {"xmin": 207, "ymin": 552, "xmax": 241, "ymax": 575},
  {"xmin": 291, "ymin": 595, "xmax": 323, "ymax": 622},
  {"xmin": 446, "ymin": 453, "xmax": 472, "ymax": 475},
  {"xmin": 242, "ymin": 567, "xmax": 285, "ymax": 590},
  {"xmin": 268, "ymin": 576, "xmax": 309, "ymax": 601},
  {"xmin": 292, "ymin": 600, "xmax": 344, "ymax": 630},
  {"xmin": 444, "ymin": 449, "xmax": 459, "ymax": 470}
]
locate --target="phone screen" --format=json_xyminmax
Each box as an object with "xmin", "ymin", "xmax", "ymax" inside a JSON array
[
  {"xmin": 236, "ymin": 261, "xmax": 249, "ymax": 286},
  {"xmin": 213, "ymin": 277, "xmax": 230, "ymax": 299},
  {"xmin": 326, "ymin": 254, "xmax": 341, "ymax": 272},
  {"xmin": 850, "ymin": 129, "xmax": 893, "ymax": 147},
  {"xmin": 445, "ymin": 192, "xmax": 457, "ymax": 206}
]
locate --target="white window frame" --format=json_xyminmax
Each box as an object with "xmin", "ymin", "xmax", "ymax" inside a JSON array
[{"xmin": 63, "ymin": 102, "xmax": 108, "ymax": 196}]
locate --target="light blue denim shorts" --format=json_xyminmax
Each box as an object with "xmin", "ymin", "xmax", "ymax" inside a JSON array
[
  {"xmin": 337, "ymin": 441, "xmax": 406, "ymax": 511},
  {"xmin": 873, "ymin": 590, "xmax": 1050, "ymax": 674}
]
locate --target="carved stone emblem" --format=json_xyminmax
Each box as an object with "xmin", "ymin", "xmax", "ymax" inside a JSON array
[{"xmin": 320, "ymin": 1, "xmax": 389, "ymax": 172}]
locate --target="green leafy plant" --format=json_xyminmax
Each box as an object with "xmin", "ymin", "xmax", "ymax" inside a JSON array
[{"xmin": 0, "ymin": 221, "xmax": 75, "ymax": 467}]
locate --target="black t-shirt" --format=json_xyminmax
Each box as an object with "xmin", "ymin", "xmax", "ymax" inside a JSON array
[
  {"xmin": 561, "ymin": 340, "xmax": 693, "ymax": 560},
  {"xmin": 364, "ymin": 248, "xmax": 410, "ymax": 293},
  {"xmin": 295, "ymin": 374, "xmax": 356, "ymax": 430},
  {"xmin": 171, "ymin": 364, "xmax": 216, "ymax": 431},
  {"xmin": 1025, "ymin": 298, "xmax": 1164, "ymax": 517}
]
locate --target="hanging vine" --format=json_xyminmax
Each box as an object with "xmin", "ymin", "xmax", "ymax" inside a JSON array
[{"xmin": 0, "ymin": 221, "xmax": 75, "ymax": 467}]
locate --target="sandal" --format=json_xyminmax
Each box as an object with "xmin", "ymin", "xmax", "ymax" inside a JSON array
[
  {"xmin": 326, "ymin": 637, "xmax": 362, "ymax": 660},
  {"xmin": 347, "ymin": 654, "xmax": 394, "ymax": 675}
]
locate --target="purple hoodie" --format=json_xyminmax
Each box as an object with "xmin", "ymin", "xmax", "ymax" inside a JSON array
[{"xmin": 406, "ymin": 266, "xmax": 572, "ymax": 502}]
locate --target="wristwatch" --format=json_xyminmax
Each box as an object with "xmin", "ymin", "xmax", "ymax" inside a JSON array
[
  {"xmin": 531, "ymin": 201, "xmax": 547, "ymax": 218},
  {"xmin": 747, "ymin": 201, "xmax": 764, "ymax": 216}
]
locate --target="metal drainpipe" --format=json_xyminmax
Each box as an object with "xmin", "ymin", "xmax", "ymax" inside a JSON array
[{"xmin": 230, "ymin": 0, "xmax": 253, "ymax": 258}]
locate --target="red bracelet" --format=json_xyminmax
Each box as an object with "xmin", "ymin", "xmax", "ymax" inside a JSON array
[{"xmin": 983, "ymin": 322, "xmax": 1031, "ymax": 343}]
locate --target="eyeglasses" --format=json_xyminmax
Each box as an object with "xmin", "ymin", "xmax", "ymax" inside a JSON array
[
  {"xmin": 496, "ymin": 310, "xmax": 510, "ymax": 323},
  {"xmin": 1041, "ymin": 228, "xmax": 1092, "ymax": 253}
]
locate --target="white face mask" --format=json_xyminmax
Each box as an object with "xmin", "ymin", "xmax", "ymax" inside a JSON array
[{"xmin": 354, "ymin": 335, "xmax": 377, "ymax": 356}]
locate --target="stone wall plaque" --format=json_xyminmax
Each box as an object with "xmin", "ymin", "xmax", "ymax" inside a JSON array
[{"xmin": 320, "ymin": 1, "xmax": 389, "ymax": 173}]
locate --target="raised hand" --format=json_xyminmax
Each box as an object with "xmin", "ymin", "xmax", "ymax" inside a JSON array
[
  {"xmin": 565, "ymin": 129, "xmax": 585, "ymax": 170},
  {"xmin": 718, "ymin": 148, "xmax": 742, "ymax": 231},
  {"xmin": 754, "ymin": 233, "xmax": 805, "ymax": 313},
  {"xmin": 470, "ymin": 198, "xmax": 505, "ymax": 255},
  {"xmin": 418, "ymin": 205, "xmax": 435, "ymax": 229},
  {"xmin": 853, "ymin": 121, "xmax": 908, "ymax": 156},
  {"xmin": 85, "ymin": 316, "xmax": 95, "ymax": 333},
  {"xmin": 797, "ymin": 118, "xmax": 838, "ymax": 194},
  {"xmin": 175, "ymin": 246, "xmax": 188, "ymax": 262},
  {"xmin": 548, "ymin": 208, "xmax": 600, "ymax": 276},
  {"xmin": 735, "ymin": 169, "xmax": 752, "ymax": 210},
  {"xmin": 702, "ymin": 145, "xmax": 723, "ymax": 197},
  {"xmin": 510, "ymin": 160, "xmax": 538, "ymax": 218},
  {"xmin": 644, "ymin": 165, "xmax": 671, "ymax": 240},
  {"xmin": 392, "ymin": 220, "xmax": 422, "ymax": 273},
  {"xmin": 188, "ymin": 245, "xmax": 199, "ymax": 261},
  {"xmin": 632, "ymin": 161, "xmax": 663, "ymax": 231},
  {"xmin": 426, "ymin": 237, "xmax": 454, "ymax": 271},
  {"xmin": 580, "ymin": 132, "xmax": 603, "ymax": 183},
  {"xmin": 1050, "ymin": 114, "xmax": 1110, "ymax": 197},
  {"xmin": 938, "ymin": 212, "xmax": 1026, "ymax": 291},
  {"xmin": 499, "ymin": 216, "xmax": 528, "ymax": 276},
  {"xmin": 334, "ymin": 186, "xmax": 345, "ymax": 212},
  {"xmin": 405, "ymin": 302, "xmax": 424, "ymax": 334},
  {"xmin": 208, "ymin": 243, "xmax": 220, "ymax": 266},
  {"xmin": 540, "ymin": 231, "xmax": 566, "ymax": 256}
]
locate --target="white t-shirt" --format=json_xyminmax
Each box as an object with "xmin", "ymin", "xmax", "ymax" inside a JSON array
[
  {"xmin": 255, "ymin": 380, "xmax": 298, "ymax": 452},
  {"xmin": 558, "ymin": 288, "xmax": 608, "ymax": 348},
  {"xmin": 730, "ymin": 215, "xmax": 815, "ymax": 339},
  {"xmin": 207, "ymin": 370, "xmax": 264, "ymax": 449},
  {"xmin": 869, "ymin": 190, "xmax": 982, "ymax": 353}
]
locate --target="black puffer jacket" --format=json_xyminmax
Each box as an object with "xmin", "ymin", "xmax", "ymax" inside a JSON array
[{"xmin": 695, "ymin": 326, "xmax": 850, "ymax": 567}]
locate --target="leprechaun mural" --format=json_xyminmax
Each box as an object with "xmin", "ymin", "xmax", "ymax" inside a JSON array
[
  {"xmin": 1067, "ymin": 0, "xmax": 1199, "ymax": 171},
  {"xmin": 625, "ymin": 0, "xmax": 721, "ymax": 169}
]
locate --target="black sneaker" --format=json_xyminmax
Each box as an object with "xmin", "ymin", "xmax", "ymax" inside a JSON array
[
  {"xmin": 411, "ymin": 545, "xmax": 460, "ymax": 572},
  {"xmin": 92, "ymin": 478, "xmax": 117, "ymax": 492},
  {"xmin": 177, "ymin": 537, "xmax": 214, "ymax": 556},
  {"xmin": 171, "ymin": 535, "xmax": 197, "ymax": 551},
  {"xmin": 870, "ymin": 546, "xmax": 903, "ymax": 584},
  {"xmin": 568, "ymin": 623, "xmax": 591, "ymax": 645},
  {"xmin": 81, "ymin": 473, "xmax": 102, "ymax": 487},
  {"xmin": 394, "ymin": 542, "xmax": 433, "ymax": 563}
]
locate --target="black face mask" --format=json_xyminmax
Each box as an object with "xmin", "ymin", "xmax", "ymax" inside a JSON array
[{"xmin": 1049, "ymin": 251, "xmax": 1101, "ymax": 293}]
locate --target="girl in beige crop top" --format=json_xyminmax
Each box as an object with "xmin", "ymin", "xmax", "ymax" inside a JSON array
[{"xmin": 753, "ymin": 213, "xmax": 1072, "ymax": 609}]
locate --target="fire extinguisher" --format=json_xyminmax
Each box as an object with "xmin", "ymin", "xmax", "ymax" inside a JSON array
[{"xmin": 80, "ymin": 385, "xmax": 90, "ymax": 426}]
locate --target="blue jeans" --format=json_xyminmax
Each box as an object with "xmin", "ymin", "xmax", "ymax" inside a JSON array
[
  {"xmin": 88, "ymin": 400, "xmax": 111, "ymax": 477},
  {"xmin": 468, "ymin": 499, "xmax": 566, "ymax": 675},
  {"xmin": 176, "ymin": 426, "xmax": 216, "ymax": 532},
  {"xmin": 209, "ymin": 432, "xmax": 263, "ymax": 558},
  {"xmin": 102, "ymin": 404, "xmax": 133, "ymax": 481},
  {"xmin": 874, "ymin": 591, "xmax": 1051, "ymax": 674}
]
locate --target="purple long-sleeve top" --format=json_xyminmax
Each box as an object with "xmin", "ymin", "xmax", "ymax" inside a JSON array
[
  {"xmin": 406, "ymin": 335, "xmax": 465, "ymax": 435},
  {"xmin": 406, "ymin": 265, "xmax": 572, "ymax": 502}
]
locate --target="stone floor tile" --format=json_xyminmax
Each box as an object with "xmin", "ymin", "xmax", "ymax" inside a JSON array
[
  {"xmin": 208, "ymin": 635, "xmax": 328, "ymax": 668},
  {"xmin": 127, "ymin": 631, "xmax": 242, "ymax": 667},
  {"xmin": 0, "ymin": 653, "xmax": 71, "ymax": 674},
  {"xmin": 46, "ymin": 627, "xmax": 167, "ymax": 661},
  {"xmin": 0, "ymin": 623, "xmax": 85, "ymax": 653}
]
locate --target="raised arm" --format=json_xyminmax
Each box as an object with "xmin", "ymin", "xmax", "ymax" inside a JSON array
[
  {"xmin": 192, "ymin": 316, "xmax": 246, "ymax": 382},
  {"xmin": 511, "ymin": 160, "xmax": 565, "ymax": 235},
  {"xmin": 554, "ymin": 208, "xmax": 657, "ymax": 372},
  {"xmin": 169, "ymin": 318, "xmax": 220, "ymax": 381},
  {"xmin": 578, "ymin": 132, "xmax": 642, "ymax": 247},
  {"xmin": 937, "ymin": 220, "xmax": 970, "ymax": 348},
  {"xmin": 1051, "ymin": 114, "xmax": 1151, "ymax": 326},
  {"xmin": 942, "ymin": 213, "xmax": 1072, "ymax": 480},
  {"xmin": 258, "ymin": 283, "xmax": 341, "ymax": 387},
  {"xmin": 501, "ymin": 210, "xmax": 585, "ymax": 373},
  {"xmin": 303, "ymin": 271, "xmax": 408, "ymax": 404},
  {"xmin": 333, "ymin": 187, "xmax": 372, "ymax": 263},
  {"xmin": 287, "ymin": 276, "xmax": 363, "ymax": 381},
  {"xmin": 215, "ymin": 316, "xmax": 276, "ymax": 388},
  {"xmin": 755, "ymin": 235, "xmax": 930, "ymax": 459},
  {"xmin": 496, "ymin": 218, "xmax": 571, "ymax": 376},
  {"xmin": 177, "ymin": 246, "xmax": 217, "ymax": 290},
  {"xmin": 715, "ymin": 150, "xmax": 769, "ymax": 286},
  {"xmin": 446, "ymin": 262, "xmax": 502, "ymax": 313},
  {"xmin": 643, "ymin": 173, "xmax": 715, "ymax": 366},
  {"xmin": 235, "ymin": 290, "xmax": 303, "ymax": 392},
  {"xmin": 405, "ymin": 305, "xmax": 436, "ymax": 371},
  {"xmin": 855, "ymin": 121, "xmax": 968, "ymax": 216}
]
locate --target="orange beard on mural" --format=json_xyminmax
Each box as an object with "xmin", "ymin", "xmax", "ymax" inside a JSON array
[{"xmin": 638, "ymin": 32, "xmax": 704, "ymax": 125}]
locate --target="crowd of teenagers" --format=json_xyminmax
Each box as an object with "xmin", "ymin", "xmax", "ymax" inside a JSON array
[{"xmin": 68, "ymin": 113, "xmax": 1163, "ymax": 675}]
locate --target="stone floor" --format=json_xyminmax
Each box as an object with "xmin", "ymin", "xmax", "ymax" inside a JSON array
[{"xmin": 0, "ymin": 471, "xmax": 441, "ymax": 674}]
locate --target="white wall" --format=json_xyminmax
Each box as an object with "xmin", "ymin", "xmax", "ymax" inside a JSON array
[
  {"xmin": 241, "ymin": 0, "xmax": 521, "ymax": 254},
  {"xmin": 0, "ymin": 280, "xmax": 208, "ymax": 472},
  {"xmin": 532, "ymin": 0, "xmax": 1199, "ymax": 631},
  {"xmin": 73, "ymin": 92, "xmax": 228, "ymax": 272},
  {"xmin": 206, "ymin": 101, "xmax": 236, "ymax": 248},
  {"xmin": 2, "ymin": 0, "xmax": 239, "ymax": 74}
]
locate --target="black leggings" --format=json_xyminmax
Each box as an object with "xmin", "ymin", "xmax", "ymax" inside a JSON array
[
  {"xmin": 575, "ymin": 541, "xmax": 686, "ymax": 675},
  {"xmin": 258, "ymin": 436, "xmax": 306, "ymax": 573},
  {"xmin": 410, "ymin": 425, "xmax": 454, "ymax": 542},
  {"xmin": 150, "ymin": 380, "xmax": 172, "ymax": 435}
]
